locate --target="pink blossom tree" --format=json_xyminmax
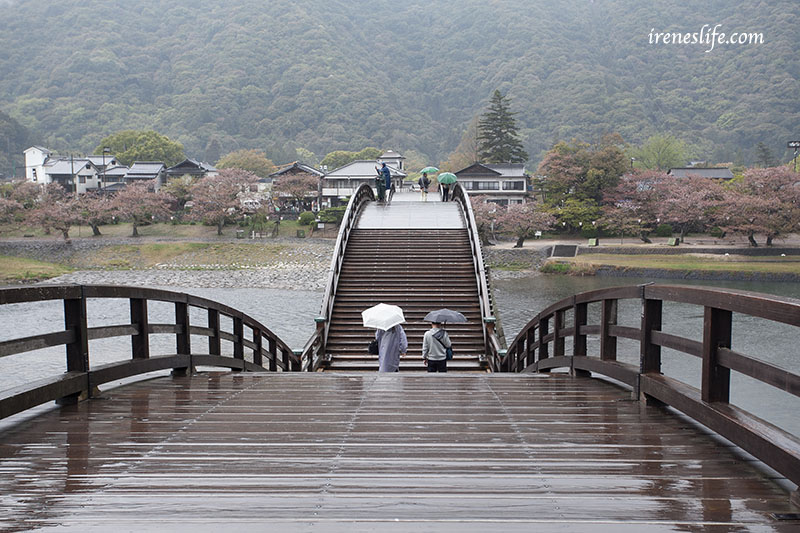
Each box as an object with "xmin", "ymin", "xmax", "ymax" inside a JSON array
[
  {"xmin": 27, "ymin": 194, "xmax": 82, "ymax": 241},
  {"xmin": 470, "ymin": 197, "xmax": 502, "ymax": 245},
  {"xmin": 728, "ymin": 167, "xmax": 800, "ymax": 246},
  {"xmin": 76, "ymin": 192, "xmax": 115, "ymax": 236},
  {"xmin": 598, "ymin": 204, "xmax": 644, "ymax": 244},
  {"xmin": 0, "ymin": 197, "xmax": 21, "ymax": 236},
  {"xmin": 496, "ymin": 201, "xmax": 556, "ymax": 248},
  {"xmin": 273, "ymin": 173, "xmax": 318, "ymax": 208},
  {"xmin": 112, "ymin": 181, "xmax": 174, "ymax": 237},
  {"xmin": 717, "ymin": 189, "xmax": 772, "ymax": 247},
  {"xmin": 190, "ymin": 169, "xmax": 259, "ymax": 235},
  {"xmin": 657, "ymin": 176, "xmax": 724, "ymax": 243}
]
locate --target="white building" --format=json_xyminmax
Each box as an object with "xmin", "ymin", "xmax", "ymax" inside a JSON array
[
  {"xmin": 23, "ymin": 146, "xmax": 123, "ymax": 194},
  {"xmin": 322, "ymin": 157, "xmax": 407, "ymax": 207},
  {"xmin": 455, "ymin": 163, "xmax": 528, "ymax": 205}
]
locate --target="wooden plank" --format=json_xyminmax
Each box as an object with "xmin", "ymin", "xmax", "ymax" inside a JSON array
[
  {"xmin": 0, "ymin": 373, "xmax": 795, "ymax": 530},
  {"xmin": 718, "ymin": 347, "xmax": 800, "ymax": 397},
  {"xmin": 0, "ymin": 330, "xmax": 74, "ymax": 358}
]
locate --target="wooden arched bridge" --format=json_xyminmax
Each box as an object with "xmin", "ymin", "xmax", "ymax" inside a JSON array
[{"xmin": 1, "ymin": 184, "xmax": 799, "ymax": 530}]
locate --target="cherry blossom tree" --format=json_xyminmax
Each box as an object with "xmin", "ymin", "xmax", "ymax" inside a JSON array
[
  {"xmin": 603, "ymin": 170, "xmax": 671, "ymax": 242},
  {"xmin": 470, "ymin": 197, "xmax": 502, "ymax": 245},
  {"xmin": 598, "ymin": 205, "xmax": 644, "ymax": 244},
  {"xmin": 112, "ymin": 181, "xmax": 174, "ymax": 237},
  {"xmin": 190, "ymin": 168, "xmax": 259, "ymax": 235},
  {"xmin": 76, "ymin": 192, "xmax": 115, "ymax": 236},
  {"xmin": 496, "ymin": 201, "xmax": 556, "ymax": 248},
  {"xmin": 27, "ymin": 193, "xmax": 82, "ymax": 241},
  {"xmin": 729, "ymin": 167, "xmax": 800, "ymax": 246},
  {"xmin": 273, "ymin": 173, "xmax": 318, "ymax": 209},
  {"xmin": 657, "ymin": 176, "xmax": 724, "ymax": 243},
  {"xmin": 717, "ymin": 189, "xmax": 772, "ymax": 247},
  {"xmin": 0, "ymin": 197, "xmax": 21, "ymax": 236}
]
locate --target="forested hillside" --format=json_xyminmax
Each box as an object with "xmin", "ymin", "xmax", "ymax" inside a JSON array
[{"xmin": 0, "ymin": 0, "xmax": 797, "ymax": 175}]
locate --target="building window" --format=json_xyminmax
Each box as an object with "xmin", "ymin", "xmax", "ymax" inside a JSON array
[
  {"xmin": 474, "ymin": 181, "xmax": 499, "ymax": 190},
  {"xmin": 79, "ymin": 176, "xmax": 86, "ymax": 184},
  {"xmin": 502, "ymin": 180, "xmax": 525, "ymax": 190}
]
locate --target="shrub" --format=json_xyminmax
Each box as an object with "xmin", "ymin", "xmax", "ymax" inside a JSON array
[
  {"xmin": 318, "ymin": 206, "xmax": 346, "ymax": 225},
  {"xmin": 655, "ymin": 223, "xmax": 673, "ymax": 237},
  {"xmin": 580, "ymin": 226, "xmax": 598, "ymax": 238},
  {"xmin": 298, "ymin": 211, "xmax": 316, "ymax": 226}
]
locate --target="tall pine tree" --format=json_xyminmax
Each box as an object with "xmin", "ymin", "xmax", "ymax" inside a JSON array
[{"xmin": 477, "ymin": 90, "xmax": 529, "ymax": 164}]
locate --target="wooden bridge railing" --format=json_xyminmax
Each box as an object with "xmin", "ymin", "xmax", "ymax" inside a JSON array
[
  {"xmin": 301, "ymin": 183, "xmax": 375, "ymax": 370},
  {"xmin": 451, "ymin": 183, "xmax": 502, "ymax": 367},
  {"xmin": 0, "ymin": 284, "xmax": 298, "ymax": 420},
  {"xmin": 503, "ymin": 283, "xmax": 800, "ymax": 502}
]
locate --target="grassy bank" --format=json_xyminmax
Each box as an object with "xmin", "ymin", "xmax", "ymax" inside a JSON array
[
  {"xmin": 545, "ymin": 253, "xmax": 800, "ymax": 276},
  {"xmin": 0, "ymin": 255, "xmax": 73, "ymax": 283},
  {"xmin": 0, "ymin": 220, "xmax": 310, "ymax": 240}
]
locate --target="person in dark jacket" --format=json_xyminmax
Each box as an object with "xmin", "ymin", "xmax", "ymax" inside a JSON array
[
  {"xmin": 375, "ymin": 163, "xmax": 392, "ymax": 203},
  {"xmin": 418, "ymin": 172, "xmax": 431, "ymax": 201}
]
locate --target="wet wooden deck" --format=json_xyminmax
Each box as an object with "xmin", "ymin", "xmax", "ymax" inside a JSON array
[{"xmin": 1, "ymin": 372, "xmax": 797, "ymax": 531}]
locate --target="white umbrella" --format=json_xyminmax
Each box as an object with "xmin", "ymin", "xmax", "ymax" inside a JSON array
[{"xmin": 362, "ymin": 303, "xmax": 405, "ymax": 331}]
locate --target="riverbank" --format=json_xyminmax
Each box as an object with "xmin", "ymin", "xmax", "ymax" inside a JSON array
[
  {"xmin": 3, "ymin": 232, "xmax": 800, "ymax": 287},
  {"xmin": 0, "ymin": 237, "xmax": 334, "ymax": 289}
]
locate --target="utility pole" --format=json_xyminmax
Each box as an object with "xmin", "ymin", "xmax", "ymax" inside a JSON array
[{"xmin": 789, "ymin": 141, "xmax": 800, "ymax": 173}]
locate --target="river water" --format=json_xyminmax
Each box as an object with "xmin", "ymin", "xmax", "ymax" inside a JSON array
[
  {"xmin": 1, "ymin": 275, "xmax": 798, "ymax": 435},
  {"xmin": 493, "ymin": 275, "xmax": 800, "ymax": 436}
]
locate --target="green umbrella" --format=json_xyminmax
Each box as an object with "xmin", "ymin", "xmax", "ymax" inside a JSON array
[
  {"xmin": 437, "ymin": 172, "xmax": 457, "ymax": 184},
  {"xmin": 420, "ymin": 166, "xmax": 439, "ymax": 174}
]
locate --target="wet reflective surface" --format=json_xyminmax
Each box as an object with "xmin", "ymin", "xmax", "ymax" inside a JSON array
[{"xmin": 0, "ymin": 373, "xmax": 797, "ymax": 531}]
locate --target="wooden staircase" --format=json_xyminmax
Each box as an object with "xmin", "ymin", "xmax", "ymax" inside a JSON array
[{"xmin": 325, "ymin": 228, "xmax": 486, "ymax": 371}]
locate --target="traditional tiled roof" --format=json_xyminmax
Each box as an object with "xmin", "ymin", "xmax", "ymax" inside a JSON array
[
  {"xmin": 326, "ymin": 160, "xmax": 407, "ymax": 178},
  {"xmin": 270, "ymin": 161, "xmax": 325, "ymax": 178}
]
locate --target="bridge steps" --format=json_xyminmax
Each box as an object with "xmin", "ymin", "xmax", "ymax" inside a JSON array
[{"xmin": 325, "ymin": 228, "xmax": 485, "ymax": 371}]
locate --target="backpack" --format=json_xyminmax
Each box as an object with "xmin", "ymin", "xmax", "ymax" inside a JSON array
[{"xmin": 432, "ymin": 330, "xmax": 453, "ymax": 360}]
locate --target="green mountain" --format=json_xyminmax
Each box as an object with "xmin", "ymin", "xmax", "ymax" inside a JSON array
[{"xmin": 0, "ymin": 0, "xmax": 797, "ymax": 174}]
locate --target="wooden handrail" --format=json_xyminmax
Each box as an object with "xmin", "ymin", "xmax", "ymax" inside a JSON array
[
  {"xmin": 451, "ymin": 183, "xmax": 501, "ymax": 369},
  {"xmin": 504, "ymin": 283, "xmax": 800, "ymax": 491},
  {"xmin": 0, "ymin": 284, "xmax": 297, "ymax": 420},
  {"xmin": 303, "ymin": 183, "xmax": 375, "ymax": 370}
]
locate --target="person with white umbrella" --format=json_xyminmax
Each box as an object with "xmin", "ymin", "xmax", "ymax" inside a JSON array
[{"xmin": 362, "ymin": 303, "xmax": 408, "ymax": 372}]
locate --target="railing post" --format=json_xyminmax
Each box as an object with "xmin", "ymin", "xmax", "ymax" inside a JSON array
[
  {"xmin": 268, "ymin": 338, "xmax": 277, "ymax": 371},
  {"xmin": 253, "ymin": 327, "xmax": 263, "ymax": 368},
  {"xmin": 526, "ymin": 327, "xmax": 536, "ymax": 368},
  {"xmin": 538, "ymin": 316, "xmax": 550, "ymax": 372},
  {"xmin": 573, "ymin": 301, "xmax": 588, "ymax": 357},
  {"xmin": 638, "ymin": 289, "xmax": 662, "ymax": 402},
  {"xmin": 292, "ymin": 350, "xmax": 302, "ymax": 372},
  {"xmin": 600, "ymin": 299, "xmax": 618, "ymax": 361},
  {"xmin": 233, "ymin": 316, "xmax": 244, "ymax": 370},
  {"xmin": 173, "ymin": 300, "xmax": 191, "ymax": 376},
  {"xmin": 130, "ymin": 298, "xmax": 150, "ymax": 360},
  {"xmin": 702, "ymin": 307, "xmax": 732, "ymax": 403},
  {"xmin": 281, "ymin": 347, "xmax": 290, "ymax": 371},
  {"xmin": 60, "ymin": 289, "xmax": 90, "ymax": 405},
  {"xmin": 554, "ymin": 310, "xmax": 565, "ymax": 358},
  {"xmin": 208, "ymin": 309, "xmax": 221, "ymax": 356}
]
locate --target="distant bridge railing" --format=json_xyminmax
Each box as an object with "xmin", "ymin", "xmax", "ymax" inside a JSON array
[
  {"xmin": 504, "ymin": 284, "xmax": 800, "ymax": 499},
  {"xmin": 0, "ymin": 284, "xmax": 297, "ymax": 420},
  {"xmin": 301, "ymin": 183, "xmax": 375, "ymax": 370},
  {"xmin": 451, "ymin": 183, "xmax": 502, "ymax": 367}
]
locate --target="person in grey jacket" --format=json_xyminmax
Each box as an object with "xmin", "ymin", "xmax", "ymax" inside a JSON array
[{"xmin": 422, "ymin": 322, "xmax": 451, "ymax": 373}]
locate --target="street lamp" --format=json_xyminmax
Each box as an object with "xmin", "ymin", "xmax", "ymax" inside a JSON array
[{"xmin": 630, "ymin": 157, "xmax": 636, "ymax": 170}]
